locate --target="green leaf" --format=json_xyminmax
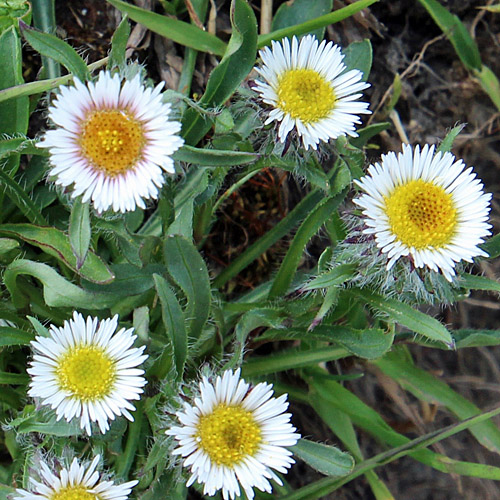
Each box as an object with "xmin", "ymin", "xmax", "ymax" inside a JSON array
[
  {"xmin": 173, "ymin": 145, "xmax": 258, "ymax": 166},
  {"xmin": 69, "ymin": 199, "xmax": 91, "ymax": 270},
  {"xmin": 453, "ymin": 329, "xmax": 500, "ymax": 348},
  {"xmin": 109, "ymin": 15, "xmax": 130, "ymax": 68},
  {"xmin": 242, "ymin": 345, "xmax": 348, "ymax": 377},
  {"xmin": 437, "ymin": 123, "xmax": 466, "ymax": 153},
  {"xmin": 0, "ymin": 371, "xmax": 28, "ymax": 384},
  {"xmin": 416, "ymin": 0, "xmax": 481, "ymax": 71},
  {"xmin": 349, "ymin": 122, "xmax": 391, "ymax": 149},
  {"xmin": 269, "ymin": 189, "xmax": 348, "ymax": 299},
  {"xmin": 0, "ymin": 223, "xmax": 113, "ymax": 284},
  {"xmin": 292, "ymin": 439, "xmax": 354, "ymax": 477},
  {"xmin": 181, "ymin": 0, "xmax": 258, "ymax": 145},
  {"xmin": 106, "ymin": 0, "xmax": 226, "ymax": 56},
  {"xmin": 481, "ymin": 233, "xmax": 500, "ymax": 258},
  {"xmin": 0, "ymin": 326, "xmax": 34, "ymax": 346},
  {"xmin": 343, "ymin": 39, "xmax": 372, "ymax": 81},
  {"xmin": 0, "ymin": 136, "xmax": 26, "ymax": 159},
  {"xmin": 0, "ymin": 169, "xmax": 47, "ymax": 225},
  {"xmin": 258, "ymin": 0, "xmax": 379, "ymax": 48},
  {"xmin": 303, "ymin": 264, "xmax": 357, "ymax": 290},
  {"xmin": 11, "ymin": 409, "xmax": 82, "ymax": 436},
  {"xmin": 153, "ymin": 274, "xmax": 187, "ymax": 379},
  {"xmin": 458, "ymin": 273, "xmax": 500, "ymax": 293},
  {"xmin": 0, "ymin": 26, "xmax": 28, "ymax": 137},
  {"xmin": 375, "ymin": 347, "xmax": 500, "ymax": 454},
  {"xmin": 474, "ymin": 64, "xmax": 500, "ymax": 112},
  {"xmin": 272, "ymin": 0, "xmax": 333, "ymax": 40},
  {"xmin": 4, "ymin": 259, "xmax": 120, "ymax": 309},
  {"xmin": 163, "ymin": 235, "xmax": 211, "ymax": 339},
  {"xmin": 19, "ymin": 21, "xmax": 90, "ymax": 81},
  {"xmin": 349, "ymin": 288, "xmax": 453, "ymax": 346}
]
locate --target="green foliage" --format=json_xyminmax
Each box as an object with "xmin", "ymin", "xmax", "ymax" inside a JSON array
[{"xmin": 0, "ymin": 1, "xmax": 498, "ymax": 498}]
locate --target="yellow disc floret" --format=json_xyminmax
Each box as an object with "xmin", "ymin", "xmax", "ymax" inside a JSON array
[
  {"xmin": 384, "ymin": 179, "xmax": 457, "ymax": 249},
  {"xmin": 277, "ymin": 69, "xmax": 336, "ymax": 123},
  {"xmin": 196, "ymin": 404, "xmax": 262, "ymax": 467},
  {"xmin": 56, "ymin": 345, "xmax": 116, "ymax": 401},
  {"xmin": 79, "ymin": 110, "xmax": 145, "ymax": 176},
  {"xmin": 50, "ymin": 486, "xmax": 97, "ymax": 500}
]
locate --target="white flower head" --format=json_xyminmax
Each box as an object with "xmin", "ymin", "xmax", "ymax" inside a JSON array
[
  {"xmin": 354, "ymin": 144, "xmax": 492, "ymax": 281},
  {"xmin": 38, "ymin": 70, "xmax": 184, "ymax": 213},
  {"xmin": 13, "ymin": 455, "xmax": 137, "ymax": 500},
  {"xmin": 28, "ymin": 312, "xmax": 148, "ymax": 435},
  {"xmin": 166, "ymin": 369, "xmax": 300, "ymax": 500},
  {"xmin": 253, "ymin": 34, "xmax": 371, "ymax": 150}
]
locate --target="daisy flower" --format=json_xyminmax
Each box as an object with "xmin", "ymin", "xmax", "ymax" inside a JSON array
[
  {"xmin": 13, "ymin": 455, "xmax": 137, "ymax": 500},
  {"xmin": 166, "ymin": 369, "xmax": 300, "ymax": 500},
  {"xmin": 253, "ymin": 34, "xmax": 371, "ymax": 150},
  {"xmin": 28, "ymin": 311, "xmax": 148, "ymax": 435},
  {"xmin": 354, "ymin": 144, "xmax": 492, "ymax": 281},
  {"xmin": 38, "ymin": 70, "xmax": 184, "ymax": 213}
]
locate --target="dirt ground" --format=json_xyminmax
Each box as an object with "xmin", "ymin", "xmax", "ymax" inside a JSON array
[{"xmin": 46, "ymin": 0, "xmax": 500, "ymax": 498}]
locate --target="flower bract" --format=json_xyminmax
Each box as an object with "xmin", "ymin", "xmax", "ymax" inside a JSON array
[
  {"xmin": 38, "ymin": 70, "xmax": 184, "ymax": 213},
  {"xmin": 166, "ymin": 369, "xmax": 300, "ymax": 500},
  {"xmin": 253, "ymin": 34, "xmax": 371, "ymax": 150},
  {"xmin": 28, "ymin": 312, "xmax": 148, "ymax": 435},
  {"xmin": 354, "ymin": 144, "xmax": 492, "ymax": 280},
  {"xmin": 13, "ymin": 455, "xmax": 137, "ymax": 500}
]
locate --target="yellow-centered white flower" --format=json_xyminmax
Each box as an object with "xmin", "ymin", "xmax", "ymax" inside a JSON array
[
  {"xmin": 13, "ymin": 455, "xmax": 137, "ymax": 500},
  {"xmin": 254, "ymin": 35, "xmax": 371, "ymax": 150},
  {"xmin": 166, "ymin": 369, "xmax": 300, "ymax": 500},
  {"xmin": 28, "ymin": 312, "xmax": 148, "ymax": 435},
  {"xmin": 38, "ymin": 70, "xmax": 184, "ymax": 213},
  {"xmin": 354, "ymin": 144, "xmax": 492, "ymax": 281}
]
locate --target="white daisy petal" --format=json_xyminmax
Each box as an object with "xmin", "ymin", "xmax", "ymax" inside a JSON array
[
  {"xmin": 254, "ymin": 34, "xmax": 371, "ymax": 150},
  {"xmin": 12, "ymin": 455, "xmax": 137, "ymax": 500},
  {"xmin": 28, "ymin": 311, "xmax": 148, "ymax": 435},
  {"xmin": 166, "ymin": 369, "xmax": 300, "ymax": 500},
  {"xmin": 38, "ymin": 70, "xmax": 184, "ymax": 213},
  {"xmin": 354, "ymin": 144, "xmax": 492, "ymax": 280}
]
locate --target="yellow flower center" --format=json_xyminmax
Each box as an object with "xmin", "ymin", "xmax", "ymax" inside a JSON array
[
  {"xmin": 277, "ymin": 68, "xmax": 336, "ymax": 124},
  {"xmin": 56, "ymin": 345, "xmax": 116, "ymax": 401},
  {"xmin": 196, "ymin": 404, "xmax": 262, "ymax": 467},
  {"xmin": 384, "ymin": 179, "xmax": 457, "ymax": 249},
  {"xmin": 50, "ymin": 485, "xmax": 98, "ymax": 500},
  {"xmin": 79, "ymin": 109, "xmax": 145, "ymax": 176}
]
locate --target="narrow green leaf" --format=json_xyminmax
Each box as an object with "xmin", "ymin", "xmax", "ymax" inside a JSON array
[
  {"xmin": 153, "ymin": 274, "xmax": 187, "ymax": 379},
  {"xmin": 349, "ymin": 288, "xmax": 453, "ymax": 346},
  {"xmin": 481, "ymin": 233, "xmax": 500, "ymax": 258},
  {"xmin": 459, "ymin": 273, "xmax": 500, "ymax": 293},
  {"xmin": 69, "ymin": 199, "xmax": 91, "ymax": 270},
  {"xmin": 474, "ymin": 64, "xmax": 500, "ymax": 112},
  {"xmin": 375, "ymin": 347, "xmax": 500, "ymax": 454},
  {"xmin": 109, "ymin": 15, "xmax": 130, "ymax": 68},
  {"xmin": 163, "ymin": 235, "xmax": 211, "ymax": 339},
  {"xmin": 272, "ymin": 0, "xmax": 333, "ymax": 40},
  {"xmin": 416, "ymin": 0, "xmax": 481, "ymax": 71},
  {"xmin": 242, "ymin": 345, "xmax": 348, "ymax": 377},
  {"xmin": 31, "ymin": 0, "xmax": 60, "ymax": 78},
  {"xmin": 0, "ymin": 326, "xmax": 34, "ymax": 346},
  {"xmin": 19, "ymin": 21, "xmax": 90, "ymax": 81},
  {"xmin": 292, "ymin": 439, "xmax": 354, "ymax": 477},
  {"xmin": 349, "ymin": 122, "xmax": 391, "ymax": 149},
  {"xmin": 106, "ymin": 0, "xmax": 226, "ymax": 56},
  {"xmin": 0, "ymin": 137, "xmax": 26, "ymax": 159},
  {"xmin": 343, "ymin": 39, "xmax": 372, "ymax": 81},
  {"xmin": 181, "ymin": 0, "xmax": 258, "ymax": 145},
  {"xmin": 453, "ymin": 329, "xmax": 500, "ymax": 348},
  {"xmin": 258, "ymin": 0, "xmax": 379, "ymax": 48},
  {"xmin": 437, "ymin": 124, "xmax": 466, "ymax": 153},
  {"xmin": 0, "ymin": 169, "xmax": 47, "ymax": 225},
  {"xmin": 303, "ymin": 264, "xmax": 357, "ymax": 290},
  {"xmin": 173, "ymin": 145, "xmax": 258, "ymax": 166},
  {"xmin": 269, "ymin": 190, "xmax": 348, "ymax": 299},
  {"xmin": 0, "ymin": 371, "xmax": 29, "ymax": 384},
  {"xmin": 0, "ymin": 223, "xmax": 113, "ymax": 284}
]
